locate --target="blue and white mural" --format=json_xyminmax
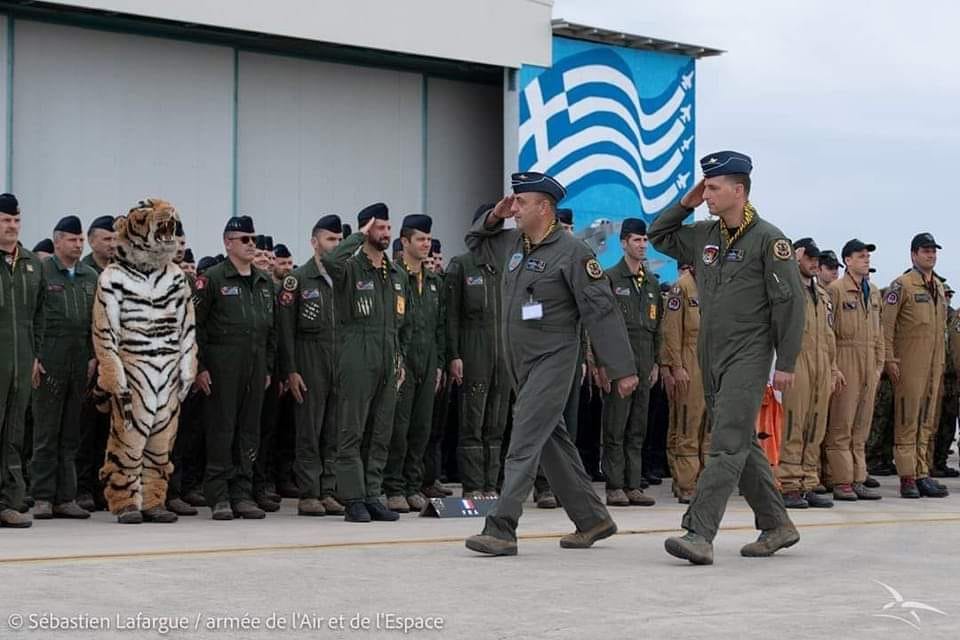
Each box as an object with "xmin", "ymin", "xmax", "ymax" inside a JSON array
[{"xmin": 519, "ymin": 37, "xmax": 696, "ymax": 281}]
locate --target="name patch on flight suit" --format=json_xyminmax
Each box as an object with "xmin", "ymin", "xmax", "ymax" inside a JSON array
[
  {"xmin": 842, "ymin": 301, "xmax": 858, "ymax": 310},
  {"xmin": 615, "ymin": 287, "xmax": 631, "ymax": 296},
  {"xmin": 47, "ymin": 283, "xmax": 64, "ymax": 292},
  {"xmin": 914, "ymin": 292, "xmax": 931, "ymax": 303},
  {"xmin": 25, "ymin": 264, "xmax": 33, "ymax": 272},
  {"xmin": 525, "ymin": 258, "xmax": 546, "ymax": 273},
  {"xmin": 393, "ymin": 282, "xmax": 402, "ymax": 292},
  {"xmin": 466, "ymin": 276, "xmax": 484, "ymax": 286},
  {"xmin": 356, "ymin": 281, "xmax": 375, "ymax": 291},
  {"xmin": 724, "ymin": 250, "xmax": 745, "ymax": 262},
  {"xmin": 301, "ymin": 288, "xmax": 320, "ymax": 300},
  {"xmin": 220, "ymin": 286, "xmax": 240, "ymax": 296}
]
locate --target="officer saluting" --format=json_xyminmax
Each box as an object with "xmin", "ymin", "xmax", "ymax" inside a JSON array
[
  {"xmin": 464, "ymin": 172, "xmax": 638, "ymax": 556},
  {"xmin": 649, "ymin": 151, "xmax": 805, "ymax": 565}
]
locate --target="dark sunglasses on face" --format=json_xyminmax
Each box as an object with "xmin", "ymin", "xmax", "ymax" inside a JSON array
[{"xmin": 229, "ymin": 235, "xmax": 255, "ymax": 245}]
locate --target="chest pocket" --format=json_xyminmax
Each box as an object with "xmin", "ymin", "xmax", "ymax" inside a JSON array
[
  {"xmin": 463, "ymin": 272, "xmax": 487, "ymax": 313},
  {"xmin": 259, "ymin": 286, "xmax": 274, "ymax": 318},
  {"xmin": 390, "ymin": 275, "xmax": 405, "ymax": 322},
  {"xmin": 907, "ymin": 288, "xmax": 934, "ymax": 326}
]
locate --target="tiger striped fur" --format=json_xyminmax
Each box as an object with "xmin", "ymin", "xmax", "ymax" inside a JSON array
[{"xmin": 92, "ymin": 198, "xmax": 197, "ymax": 516}]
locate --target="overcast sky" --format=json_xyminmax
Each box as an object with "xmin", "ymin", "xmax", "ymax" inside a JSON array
[{"xmin": 551, "ymin": 0, "xmax": 958, "ymax": 285}]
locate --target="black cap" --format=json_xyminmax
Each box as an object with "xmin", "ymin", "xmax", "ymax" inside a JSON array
[
  {"xmin": 700, "ymin": 151, "xmax": 752, "ymax": 177},
  {"xmin": 473, "ymin": 202, "xmax": 495, "ymax": 223},
  {"xmin": 511, "ymin": 172, "xmax": 566, "ymax": 202},
  {"xmin": 357, "ymin": 202, "xmax": 389, "ymax": 227},
  {"xmin": 792, "ymin": 237, "xmax": 821, "ymax": 258},
  {"xmin": 911, "ymin": 232, "xmax": 941, "ymax": 252},
  {"xmin": 0, "ymin": 193, "xmax": 19, "ymax": 215},
  {"xmin": 401, "ymin": 214, "xmax": 432, "ymax": 234},
  {"xmin": 197, "ymin": 256, "xmax": 217, "ymax": 273},
  {"xmin": 88, "ymin": 215, "xmax": 115, "ymax": 233},
  {"xmin": 175, "ymin": 219, "xmax": 184, "ymax": 237},
  {"xmin": 841, "ymin": 239, "xmax": 876, "ymax": 259},
  {"xmin": 182, "ymin": 248, "xmax": 195, "ymax": 264},
  {"xmin": 430, "ymin": 239, "xmax": 441, "ymax": 255},
  {"xmin": 341, "ymin": 223, "xmax": 352, "ymax": 237},
  {"xmin": 312, "ymin": 214, "xmax": 342, "ymax": 235},
  {"xmin": 32, "ymin": 238, "xmax": 53, "ymax": 254},
  {"xmin": 255, "ymin": 235, "xmax": 274, "ymax": 252},
  {"xmin": 274, "ymin": 244, "xmax": 291, "ymax": 259},
  {"xmin": 818, "ymin": 250, "xmax": 839, "ymax": 269},
  {"xmin": 620, "ymin": 218, "xmax": 647, "ymax": 239},
  {"xmin": 54, "ymin": 215, "xmax": 83, "ymax": 235},
  {"xmin": 224, "ymin": 215, "xmax": 254, "ymax": 234},
  {"xmin": 556, "ymin": 208, "xmax": 573, "ymax": 226},
  {"xmin": 392, "ymin": 238, "xmax": 402, "ymax": 254}
]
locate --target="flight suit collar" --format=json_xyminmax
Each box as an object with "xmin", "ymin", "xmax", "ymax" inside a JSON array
[
  {"xmin": 222, "ymin": 257, "xmax": 269, "ymax": 284},
  {"xmin": 842, "ymin": 271, "xmax": 867, "ymax": 292},
  {"xmin": 50, "ymin": 254, "xmax": 79, "ymax": 275},
  {"xmin": 301, "ymin": 256, "xmax": 322, "ymax": 279},
  {"xmin": 357, "ymin": 246, "xmax": 399, "ymax": 276},
  {"xmin": 523, "ymin": 224, "xmax": 564, "ymax": 253},
  {"xmin": 907, "ymin": 267, "xmax": 935, "ymax": 286},
  {"xmin": 611, "ymin": 257, "xmax": 647, "ymax": 279}
]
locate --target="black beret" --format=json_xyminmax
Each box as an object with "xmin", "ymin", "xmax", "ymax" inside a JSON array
[
  {"xmin": 401, "ymin": 214, "xmax": 432, "ymax": 234},
  {"xmin": 473, "ymin": 202, "xmax": 496, "ymax": 223},
  {"xmin": 700, "ymin": 151, "xmax": 752, "ymax": 178},
  {"xmin": 430, "ymin": 239, "xmax": 441, "ymax": 255},
  {"xmin": 32, "ymin": 238, "xmax": 53, "ymax": 253},
  {"xmin": 341, "ymin": 223, "xmax": 353, "ymax": 237},
  {"xmin": 255, "ymin": 235, "xmax": 274, "ymax": 252},
  {"xmin": 841, "ymin": 239, "xmax": 876, "ymax": 259},
  {"xmin": 54, "ymin": 215, "xmax": 83, "ymax": 235},
  {"xmin": 620, "ymin": 218, "xmax": 647, "ymax": 238},
  {"xmin": 0, "ymin": 193, "xmax": 19, "ymax": 215},
  {"xmin": 556, "ymin": 208, "xmax": 573, "ymax": 226},
  {"xmin": 312, "ymin": 214, "xmax": 342, "ymax": 235},
  {"xmin": 175, "ymin": 219, "xmax": 184, "ymax": 237},
  {"xmin": 182, "ymin": 248, "xmax": 195, "ymax": 263},
  {"xmin": 792, "ymin": 237, "xmax": 821, "ymax": 258},
  {"xmin": 274, "ymin": 244, "xmax": 291, "ymax": 258},
  {"xmin": 392, "ymin": 238, "xmax": 402, "ymax": 254},
  {"xmin": 197, "ymin": 256, "xmax": 217, "ymax": 273},
  {"xmin": 88, "ymin": 215, "xmax": 115, "ymax": 233},
  {"xmin": 511, "ymin": 172, "xmax": 566, "ymax": 202},
  {"xmin": 358, "ymin": 202, "xmax": 389, "ymax": 227},
  {"xmin": 224, "ymin": 215, "xmax": 254, "ymax": 234}
]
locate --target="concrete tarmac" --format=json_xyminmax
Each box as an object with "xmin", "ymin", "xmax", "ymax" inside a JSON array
[{"xmin": 0, "ymin": 474, "xmax": 958, "ymax": 640}]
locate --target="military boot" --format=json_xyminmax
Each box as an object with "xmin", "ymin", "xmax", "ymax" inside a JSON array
[
  {"xmin": 852, "ymin": 482, "xmax": 882, "ymax": 500},
  {"xmin": 421, "ymin": 484, "xmax": 447, "ymax": 499},
  {"xmin": 664, "ymin": 531, "xmax": 713, "ymax": 565},
  {"xmin": 782, "ymin": 491, "xmax": 809, "ymax": 509},
  {"xmin": 386, "ymin": 496, "xmax": 410, "ymax": 513},
  {"xmin": 465, "ymin": 534, "xmax": 517, "ymax": 556},
  {"xmin": 233, "ymin": 500, "xmax": 266, "ymax": 519},
  {"xmin": 0, "ymin": 508, "xmax": 33, "ymax": 528},
  {"xmin": 184, "ymin": 490, "xmax": 207, "ymax": 507},
  {"xmin": 605, "ymin": 489, "xmax": 629, "ymax": 507},
  {"xmin": 365, "ymin": 500, "xmax": 399, "ymax": 521},
  {"xmin": 677, "ymin": 490, "xmax": 694, "ymax": 504},
  {"xmin": 344, "ymin": 501, "xmax": 372, "ymax": 523},
  {"xmin": 32, "ymin": 500, "xmax": 53, "ymax": 520},
  {"xmin": 917, "ymin": 477, "xmax": 949, "ymax": 498},
  {"xmin": 76, "ymin": 493, "xmax": 97, "ymax": 513},
  {"xmin": 211, "ymin": 501, "xmax": 234, "ymax": 520},
  {"xmin": 899, "ymin": 477, "xmax": 920, "ymax": 499},
  {"xmin": 626, "ymin": 488, "xmax": 655, "ymax": 506},
  {"xmin": 54, "ymin": 501, "xmax": 92, "ymax": 519},
  {"xmin": 833, "ymin": 484, "xmax": 857, "ymax": 501},
  {"xmin": 142, "ymin": 506, "xmax": 179, "ymax": 523},
  {"xmin": 320, "ymin": 496, "xmax": 345, "ymax": 515},
  {"xmin": 255, "ymin": 494, "xmax": 281, "ymax": 512},
  {"xmin": 740, "ymin": 524, "xmax": 800, "ymax": 557},
  {"xmin": 117, "ymin": 504, "xmax": 143, "ymax": 524},
  {"xmin": 536, "ymin": 491, "xmax": 558, "ymax": 509},
  {"xmin": 167, "ymin": 498, "xmax": 199, "ymax": 516},
  {"xmin": 406, "ymin": 494, "xmax": 427, "ymax": 512},
  {"xmin": 559, "ymin": 519, "xmax": 617, "ymax": 549},
  {"xmin": 298, "ymin": 498, "xmax": 327, "ymax": 516},
  {"xmin": 863, "ymin": 476, "xmax": 881, "ymax": 488},
  {"xmin": 804, "ymin": 491, "xmax": 834, "ymax": 508}
]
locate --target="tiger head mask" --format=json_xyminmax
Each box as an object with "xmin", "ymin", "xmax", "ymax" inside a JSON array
[{"xmin": 114, "ymin": 198, "xmax": 180, "ymax": 271}]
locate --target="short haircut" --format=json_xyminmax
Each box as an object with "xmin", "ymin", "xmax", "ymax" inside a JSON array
[
  {"xmin": 400, "ymin": 227, "xmax": 417, "ymax": 241},
  {"xmin": 725, "ymin": 173, "xmax": 751, "ymax": 196}
]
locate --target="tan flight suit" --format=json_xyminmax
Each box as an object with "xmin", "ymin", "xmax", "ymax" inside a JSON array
[
  {"xmin": 824, "ymin": 273, "xmax": 884, "ymax": 486},
  {"xmin": 660, "ymin": 270, "xmax": 708, "ymax": 496},
  {"xmin": 881, "ymin": 268, "xmax": 947, "ymax": 480},
  {"xmin": 777, "ymin": 275, "xmax": 837, "ymax": 493}
]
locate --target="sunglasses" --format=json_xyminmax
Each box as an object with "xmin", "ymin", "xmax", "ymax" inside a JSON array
[{"xmin": 228, "ymin": 235, "xmax": 256, "ymax": 245}]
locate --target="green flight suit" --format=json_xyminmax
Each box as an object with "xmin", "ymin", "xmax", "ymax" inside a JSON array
[
  {"xmin": 601, "ymin": 259, "xmax": 662, "ymax": 491},
  {"xmin": 323, "ymin": 232, "xmax": 411, "ymax": 504},
  {"xmin": 277, "ymin": 257, "xmax": 339, "ymax": 500},
  {"xmin": 76, "ymin": 252, "xmax": 109, "ymax": 505},
  {"xmin": 649, "ymin": 202, "xmax": 804, "ymax": 542},
  {"xmin": 933, "ymin": 307, "xmax": 958, "ymax": 469},
  {"xmin": 31, "ymin": 256, "xmax": 98, "ymax": 504},
  {"xmin": 446, "ymin": 251, "xmax": 509, "ymax": 494},
  {"xmin": 254, "ymin": 280, "xmax": 283, "ymax": 498},
  {"xmin": 195, "ymin": 259, "xmax": 276, "ymax": 507},
  {"xmin": 0, "ymin": 246, "xmax": 45, "ymax": 511},
  {"xmin": 466, "ymin": 214, "xmax": 635, "ymax": 542},
  {"xmin": 384, "ymin": 263, "xmax": 443, "ymax": 498}
]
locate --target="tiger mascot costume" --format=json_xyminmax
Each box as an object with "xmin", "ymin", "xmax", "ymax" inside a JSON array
[{"xmin": 92, "ymin": 198, "xmax": 197, "ymax": 524}]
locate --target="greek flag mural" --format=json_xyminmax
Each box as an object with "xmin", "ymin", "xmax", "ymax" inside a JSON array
[{"xmin": 519, "ymin": 37, "xmax": 696, "ymax": 280}]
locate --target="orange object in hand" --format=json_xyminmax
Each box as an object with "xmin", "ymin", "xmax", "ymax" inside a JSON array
[{"xmin": 756, "ymin": 385, "xmax": 782, "ymax": 467}]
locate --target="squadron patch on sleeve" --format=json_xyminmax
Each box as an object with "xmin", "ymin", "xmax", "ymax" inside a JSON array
[
  {"xmin": 667, "ymin": 296, "xmax": 682, "ymax": 311},
  {"xmin": 282, "ymin": 275, "xmax": 298, "ymax": 292},
  {"xmin": 885, "ymin": 290, "xmax": 899, "ymax": 305},
  {"xmin": 195, "ymin": 275, "xmax": 207, "ymax": 291},
  {"xmin": 585, "ymin": 258, "xmax": 604, "ymax": 280},
  {"xmin": 772, "ymin": 239, "xmax": 793, "ymax": 260},
  {"xmin": 279, "ymin": 290, "xmax": 295, "ymax": 307}
]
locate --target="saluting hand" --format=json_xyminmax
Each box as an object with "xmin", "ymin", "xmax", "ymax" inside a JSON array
[
  {"xmin": 288, "ymin": 372, "xmax": 307, "ymax": 404},
  {"xmin": 491, "ymin": 195, "xmax": 516, "ymax": 220},
  {"xmin": 772, "ymin": 370, "xmax": 795, "ymax": 392},
  {"xmin": 616, "ymin": 375, "xmax": 640, "ymax": 398},
  {"xmin": 679, "ymin": 179, "xmax": 706, "ymax": 209},
  {"xmin": 360, "ymin": 217, "xmax": 376, "ymax": 236}
]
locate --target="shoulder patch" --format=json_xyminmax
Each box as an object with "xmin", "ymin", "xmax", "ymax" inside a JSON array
[
  {"xmin": 195, "ymin": 275, "xmax": 208, "ymax": 291},
  {"xmin": 585, "ymin": 258, "xmax": 603, "ymax": 280},
  {"xmin": 885, "ymin": 290, "xmax": 900, "ymax": 305},
  {"xmin": 667, "ymin": 296, "xmax": 682, "ymax": 311},
  {"xmin": 772, "ymin": 239, "xmax": 792, "ymax": 260},
  {"xmin": 282, "ymin": 275, "xmax": 298, "ymax": 292}
]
